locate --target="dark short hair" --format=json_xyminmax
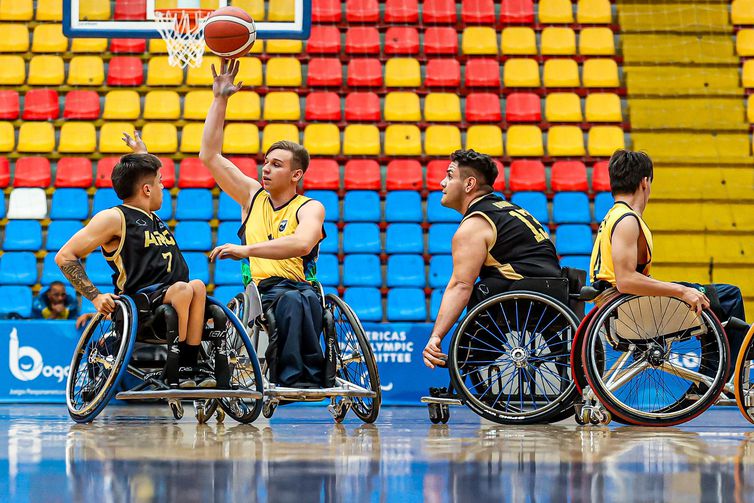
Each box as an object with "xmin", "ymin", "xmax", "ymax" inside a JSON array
[
  {"xmin": 266, "ymin": 140, "xmax": 310, "ymax": 173},
  {"xmin": 111, "ymin": 154, "xmax": 162, "ymax": 200},
  {"xmin": 608, "ymin": 149, "xmax": 654, "ymax": 196},
  {"xmin": 450, "ymin": 149, "xmax": 498, "ymax": 189},
  {"xmin": 48, "ymin": 281, "xmax": 65, "ymax": 290}
]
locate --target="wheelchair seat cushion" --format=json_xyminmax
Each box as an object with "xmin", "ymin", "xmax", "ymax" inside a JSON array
[{"xmin": 509, "ymin": 277, "xmax": 569, "ymax": 305}]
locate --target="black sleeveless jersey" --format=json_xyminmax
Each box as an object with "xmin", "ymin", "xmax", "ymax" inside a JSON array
[
  {"xmin": 463, "ymin": 193, "xmax": 561, "ymax": 280},
  {"xmin": 102, "ymin": 205, "xmax": 189, "ymax": 295}
]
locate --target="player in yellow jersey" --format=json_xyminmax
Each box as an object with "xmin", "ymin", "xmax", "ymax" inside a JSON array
[{"xmin": 200, "ymin": 60, "xmax": 328, "ymax": 388}]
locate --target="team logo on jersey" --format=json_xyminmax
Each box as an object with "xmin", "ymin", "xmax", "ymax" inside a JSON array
[
  {"xmin": 279, "ymin": 220, "xmax": 288, "ymax": 232},
  {"xmin": 136, "ymin": 219, "xmax": 148, "ymax": 226}
]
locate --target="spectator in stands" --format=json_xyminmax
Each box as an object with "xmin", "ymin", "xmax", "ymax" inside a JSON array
[{"xmin": 32, "ymin": 281, "xmax": 78, "ymax": 320}]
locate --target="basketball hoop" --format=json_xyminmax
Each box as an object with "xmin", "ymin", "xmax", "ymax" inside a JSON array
[{"xmin": 154, "ymin": 8, "xmax": 213, "ymax": 68}]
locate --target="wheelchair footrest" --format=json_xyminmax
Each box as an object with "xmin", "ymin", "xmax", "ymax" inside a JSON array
[
  {"xmin": 420, "ymin": 396, "xmax": 463, "ymax": 406},
  {"xmin": 265, "ymin": 385, "xmax": 376, "ymax": 400},
  {"xmin": 116, "ymin": 389, "xmax": 263, "ymax": 401}
]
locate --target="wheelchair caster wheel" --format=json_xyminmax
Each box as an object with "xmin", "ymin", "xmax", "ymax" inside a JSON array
[
  {"xmin": 263, "ymin": 401, "xmax": 277, "ymax": 419},
  {"xmin": 216, "ymin": 408, "xmax": 225, "ymax": 423},
  {"xmin": 195, "ymin": 400, "xmax": 215, "ymax": 424},
  {"xmin": 580, "ymin": 408, "xmax": 591, "ymax": 426},
  {"xmin": 169, "ymin": 399, "xmax": 184, "ymax": 420}
]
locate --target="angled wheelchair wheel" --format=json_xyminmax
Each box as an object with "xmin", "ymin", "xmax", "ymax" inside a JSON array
[
  {"xmin": 734, "ymin": 325, "xmax": 754, "ymax": 424},
  {"xmin": 449, "ymin": 291, "xmax": 579, "ymax": 425},
  {"xmin": 66, "ymin": 298, "xmax": 138, "ymax": 423},
  {"xmin": 582, "ymin": 295, "xmax": 729, "ymax": 426},
  {"xmin": 326, "ymin": 294, "xmax": 381, "ymax": 423}
]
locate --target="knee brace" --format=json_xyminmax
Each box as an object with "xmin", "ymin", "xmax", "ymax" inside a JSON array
[{"xmin": 155, "ymin": 304, "xmax": 180, "ymax": 386}]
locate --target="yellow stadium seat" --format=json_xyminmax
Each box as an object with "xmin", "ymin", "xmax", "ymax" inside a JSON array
[
  {"xmin": 186, "ymin": 56, "xmax": 220, "ymax": 86},
  {"xmin": 543, "ymin": 59, "xmax": 580, "ymax": 87},
  {"xmin": 237, "ymin": 57, "xmax": 263, "ymax": 86},
  {"xmin": 149, "ymin": 39, "xmax": 168, "ymax": 54},
  {"xmin": 583, "ymin": 59, "xmax": 620, "ymax": 87},
  {"xmin": 385, "ymin": 58, "xmax": 421, "ymax": 87},
  {"xmin": 183, "ymin": 91, "xmax": 213, "ymax": 120},
  {"xmin": 585, "ymin": 93, "xmax": 622, "ymax": 122},
  {"xmin": 180, "ymin": 123, "xmax": 204, "ymax": 153},
  {"xmin": 71, "ymin": 38, "xmax": 108, "ymax": 53},
  {"xmin": 266, "ymin": 58, "xmax": 301, "ymax": 87},
  {"xmin": 18, "ymin": 122, "xmax": 55, "ymax": 153},
  {"xmin": 424, "ymin": 93, "xmax": 461, "ymax": 122},
  {"xmin": 141, "ymin": 123, "xmax": 178, "ymax": 153},
  {"xmin": 544, "ymin": 93, "xmax": 583, "ymax": 122},
  {"xmin": 738, "ymin": 29, "xmax": 754, "ymax": 56},
  {"xmin": 0, "ymin": 0, "xmax": 32, "ymax": 20},
  {"xmin": 147, "ymin": 56, "xmax": 184, "ymax": 86},
  {"xmin": 58, "ymin": 122, "xmax": 96, "ymax": 153},
  {"xmin": 36, "ymin": 0, "xmax": 63, "ymax": 20},
  {"xmin": 588, "ymin": 126, "xmax": 625, "ymax": 156},
  {"xmin": 143, "ymin": 91, "xmax": 180, "ymax": 120},
  {"xmin": 501, "ymin": 27, "xmax": 537, "ymax": 55},
  {"xmin": 425, "ymin": 126, "xmax": 462, "ymax": 155},
  {"xmin": 32, "ymin": 24, "xmax": 68, "ymax": 53},
  {"xmin": 233, "ymin": 0, "xmax": 265, "ymax": 20},
  {"xmin": 266, "ymin": 40, "xmax": 303, "ymax": 54},
  {"xmin": 462, "ymin": 27, "xmax": 499, "ymax": 55},
  {"xmin": 538, "ymin": 0, "xmax": 574, "ymax": 24},
  {"xmin": 67, "ymin": 56, "xmax": 105, "ymax": 86},
  {"xmin": 506, "ymin": 125, "xmax": 544, "ymax": 156},
  {"xmin": 263, "ymin": 91, "xmax": 301, "ymax": 120},
  {"xmin": 547, "ymin": 125, "xmax": 585, "ymax": 156},
  {"xmin": 466, "ymin": 125, "xmax": 504, "ymax": 156},
  {"xmin": 384, "ymin": 92, "xmax": 422, "ymax": 122},
  {"xmin": 303, "ymin": 124, "xmax": 341, "ymax": 155},
  {"xmin": 268, "ymin": 0, "xmax": 296, "ymax": 21},
  {"xmin": 748, "ymin": 96, "xmax": 754, "ymax": 123},
  {"xmin": 262, "ymin": 124, "xmax": 299, "ymax": 152},
  {"xmin": 0, "ymin": 56, "xmax": 25, "ymax": 85},
  {"xmin": 27, "ymin": 55, "xmax": 62, "ymax": 85},
  {"xmin": 504, "ymin": 59, "xmax": 540, "ymax": 87},
  {"xmin": 385, "ymin": 125, "xmax": 422, "ymax": 156},
  {"xmin": 0, "ymin": 25, "xmax": 29, "ymax": 52},
  {"xmin": 99, "ymin": 123, "xmax": 134, "ymax": 153},
  {"xmin": 541, "ymin": 28, "xmax": 576, "ymax": 56},
  {"xmin": 744, "ymin": 61, "xmax": 754, "ymax": 88},
  {"xmin": 343, "ymin": 125, "xmax": 380, "ymax": 155},
  {"xmin": 732, "ymin": 0, "xmax": 754, "ymax": 24},
  {"xmin": 227, "ymin": 91, "xmax": 261, "ymax": 120},
  {"xmin": 579, "ymin": 28, "xmax": 615, "ymax": 56},
  {"xmin": 79, "ymin": 0, "xmax": 111, "ymax": 20},
  {"xmin": 0, "ymin": 122, "xmax": 13, "ymax": 151},
  {"xmin": 577, "ymin": 0, "xmax": 611, "ymax": 23},
  {"xmin": 103, "ymin": 90, "xmax": 141, "ymax": 120}
]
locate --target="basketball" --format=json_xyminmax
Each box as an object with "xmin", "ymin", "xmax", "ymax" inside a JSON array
[{"xmin": 203, "ymin": 6, "xmax": 257, "ymax": 59}]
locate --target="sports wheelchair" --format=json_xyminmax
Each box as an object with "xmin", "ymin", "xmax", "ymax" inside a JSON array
[
  {"xmin": 422, "ymin": 268, "xmax": 592, "ymax": 424},
  {"xmin": 229, "ymin": 282, "xmax": 381, "ymax": 423},
  {"xmin": 66, "ymin": 288, "xmax": 265, "ymax": 424}
]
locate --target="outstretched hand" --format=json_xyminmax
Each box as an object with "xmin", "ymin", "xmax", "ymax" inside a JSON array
[
  {"xmin": 209, "ymin": 243, "xmax": 250, "ymax": 262},
  {"xmin": 122, "ymin": 130, "xmax": 147, "ymax": 154},
  {"xmin": 211, "ymin": 58, "xmax": 244, "ymax": 98}
]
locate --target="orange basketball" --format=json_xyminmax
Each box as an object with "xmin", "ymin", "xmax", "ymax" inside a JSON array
[{"xmin": 203, "ymin": 6, "xmax": 257, "ymax": 59}]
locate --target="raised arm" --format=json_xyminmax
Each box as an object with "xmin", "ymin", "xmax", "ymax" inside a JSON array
[{"xmin": 198, "ymin": 59, "xmax": 261, "ymax": 211}]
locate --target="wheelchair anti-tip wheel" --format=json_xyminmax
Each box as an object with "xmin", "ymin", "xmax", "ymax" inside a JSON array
[{"xmin": 733, "ymin": 325, "xmax": 754, "ymax": 423}]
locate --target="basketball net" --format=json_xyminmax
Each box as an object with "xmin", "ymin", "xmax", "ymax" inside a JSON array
[{"xmin": 154, "ymin": 9, "xmax": 212, "ymax": 68}]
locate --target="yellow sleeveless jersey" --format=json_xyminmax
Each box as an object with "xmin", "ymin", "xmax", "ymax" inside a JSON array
[
  {"xmin": 239, "ymin": 190, "xmax": 323, "ymax": 285},
  {"xmin": 589, "ymin": 201, "xmax": 653, "ymax": 285}
]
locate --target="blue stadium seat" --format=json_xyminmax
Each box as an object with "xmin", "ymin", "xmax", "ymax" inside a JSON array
[
  {"xmin": 174, "ymin": 222, "xmax": 212, "ymax": 251},
  {"xmin": 387, "ymin": 288, "xmax": 426, "ymax": 321},
  {"xmin": 212, "ymin": 286, "xmax": 239, "ymax": 305},
  {"xmin": 320, "ymin": 222, "xmax": 338, "ymax": 253},
  {"xmin": 555, "ymin": 224, "xmax": 593, "ymax": 255},
  {"xmin": 430, "ymin": 289, "xmax": 443, "ymax": 321},
  {"xmin": 0, "ymin": 252, "xmax": 37, "ymax": 285},
  {"xmin": 50, "ymin": 188, "xmax": 89, "ymax": 220},
  {"xmin": 92, "ymin": 189, "xmax": 120, "ymax": 215},
  {"xmin": 305, "ymin": 190, "xmax": 339, "ymax": 222},
  {"xmin": 46, "ymin": 220, "xmax": 82, "ymax": 251},
  {"xmin": 3, "ymin": 220, "xmax": 42, "ymax": 251},
  {"xmin": 428, "ymin": 224, "xmax": 456, "ymax": 254},
  {"xmin": 175, "ymin": 189, "xmax": 213, "ymax": 221},
  {"xmin": 344, "ymin": 287, "xmax": 382, "ymax": 322},
  {"xmin": 552, "ymin": 192, "xmax": 590, "ymax": 224},
  {"xmin": 41, "ymin": 254, "xmax": 68, "ymax": 284},
  {"xmin": 386, "ymin": 223, "xmax": 423, "ymax": 254},
  {"xmin": 0, "ymin": 286, "xmax": 32, "ymax": 318},
  {"xmin": 511, "ymin": 192, "xmax": 549, "ymax": 225},
  {"xmin": 156, "ymin": 189, "xmax": 173, "ymax": 221},
  {"xmin": 217, "ymin": 221, "xmax": 240, "ymax": 245},
  {"xmin": 343, "ymin": 191, "xmax": 380, "ymax": 222},
  {"xmin": 343, "ymin": 254, "xmax": 381, "ymax": 287},
  {"xmin": 184, "ymin": 252, "xmax": 210, "ymax": 284},
  {"xmin": 86, "ymin": 253, "xmax": 113, "ymax": 285},
  {"xmin": 317, "ymin": 253, "xmax": 340, "ymax": 286},
  {"xmin": 594, "ymin": 192, "xmax": 614, "ymax": 222},
  {"xmin": 214, "ymin": 259, "xmax": 242, "ymax": 286},
  {"xmin": 387, "ymin": 254, "xmax": 425, "ymax": 287},
  {"xmin": 560, "ymin": 255, "xmax": 591, "ymax": 281},
  {"xmin": 429, "ymin": 254, "xmax": 453, "ymax": 288},
  {"xmin": 384, "ymin": 191, "xmax": 422, "ymax": 223},
  {"xmin": 218, "ymin": 192, "xmax": 238, "ymax": 221},
  {"xmin": 0, "ymin": 193, "xmax": 6, "ymax": 220},
  {"xmin": 427, "ymin": 191, "xmax": 462, "ymax": 223},
  {"xmin": 323, "ymin": 286, "xmax": 339, "ymax": 297},
  {"xmin": 343, "ymin": 223, "xmax": 381, "ymax": 254}
]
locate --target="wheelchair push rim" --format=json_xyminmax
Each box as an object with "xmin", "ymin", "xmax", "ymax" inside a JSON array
[{"xmin": 733, "ymin": 325, "xmax": 754, "ymax": 424}]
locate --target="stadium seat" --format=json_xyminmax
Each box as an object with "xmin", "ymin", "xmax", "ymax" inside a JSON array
[
  {"xmin": 585, "ymin": 93, "xmax": 622, "ymax": 122},
  {"xmin": 155, "ymin": 189, "xmax": 172, "ymax": 221},
  {"xmin": 462, "ymin": 27, "xmax": 498, "ymax": 56},
  {"xmin": 304, "ymin": 160, "xmax": 340, "ymax": 190},
  {"xmin": 343, "ymin": 223, "xmax": 381, "ymax": 253},
  {"xmin": 50, "ymin": 189, "xmax": 89, "ymax": 220},
  {"xmin": 0, "ymin": 253, "xmax": 37, "ymax": 285},
  {"xmin": 551, "ymin": 161, "xmax": 588, "ymax": 192},
  {"xmin": 307, "ymin": 26, "xmax": 341, "ymax": 55},
  {"xmin": 94, "ymin": 158, "xmax": 117, "ymax": 188},
  {"xmin": 63, "ymin": 90, "xmax": 100, "ymax": 119},
  {"xmin": 0, "ymin": 91, "xmax": 18, "ymax": 120},
  {"xmin": 506, "ymin": 93, "xmax": 541, "ymax": 122},
  {"xmin": 387, "ymin": 288, "xmax": 426, "ymax": 321},
  {"xmin": 344, "ymin": 160, "xmax": 381, "ymax": 190},
  {"xmin": 580, "ymin": 28, "xmax": 615, "ymax": 56},
  {"xmin": 226, "ymin": 157, "xmax": 257, "ymax": 181},
  {"xmin": 316, "ymin": 254, "xmax": 339, "ymax": 287},
  {"xmin": 500, "ymin": 0, "xmax": 534, "ymax": 23},
  {"xmin": 99, "ymin": 122, "xmax": 133, "ymax": 153},
  {"xmin": 55, "ymin": 159, "xmax": 93, "ymax": 188},
  {"xmin": 263, "ymin": 92, "xmax": 300, "ymax": 121},
  {"xmin": 732, "ymin": 0, "xmax": 754, "ymax": 24},
  {"xmin": 71, "ymin": 37, "xmax": 107, "ymax": 53},
  {"xmin": 425, "ymin": 160, "xmax": 447, "ymax": 189},
  {"xmin": 220, "ymin": 124, "xmax": 259, "ymax": 154},
  {"xmin": 591, "ymin": 161, "xmax": 610, "ymax": 192},
  {"xmin": 103, "ymin": 90, "xmax": 140, "ymax": 120},
  {"xmin": 344, "ymin": 254, "xmax": 381, "ymax": 287},
  {"xmin": 183, "ymin": 91, "xmax": 213, "ymax": 120},
  {"xmin": 594, "ymin": 192, "xmax": 614, "ymax": 222},
  {"xmin": 175, "ymin": 189, "xmax": 213, "ymax": 221},
  {"xmin": 32, "ymin": 24, "xmax": 67, "ymax": 53},
  {"xmin": 346, "ymin": 59, "xmax": 383, "ymax": 87},
  {"xmin": 216, "ymin": 221, "xmax": 239, "ymax": 246},
  {"xmin": 0, "ymin": 286, "xmax": 32, "ymax": 318},
  {"xmin": 385, "ymin": 92, "xmax": 422, "ymax": 122},
  {"xmin": 386, "ymin": 223, "xmax": 424, "ymax": 254},
  {"xmin": 387, "ymin": 255, "xmax": 425, "ymax": 288},
  {"xmin": 92, "ymin": 188, "xmax": 119, "ymax": 215},
  {"xmin": 539, "ymin": 0, "xmax": 574, "ymax": 23},
  {"xmin": 305, "ymin": 190, "xmax": 339, "ymax": 222},
  {"xmin": 462, "ymin": 0, "xmax": 495, "ymax": 23},
  {"xmin": 548, "ymin": 126, "xmax": 586, "ymax": 157},
  {"xmin": 178, "ymin": 158, "xmax": 215, "ymax": 189},
  {"xmin": 745, "ymin": 61, "xmax": 754, "ymax": 88},
  {"xmin": 14, "ymin": 157, "xmax": 51, "ymax": 187},
  {"xmin": 749, "ymin": 96, "xmax": 754, "ymax": 123},
  {"xmin": 501, "ymin": 27, "xmax": 536, "ymax": 55},
  {"xmin": 343, "ymin": 93, "xmax": 378, "ymax": 123},
  {"xmin": 385, "ymin": 58, "xmax": 421, "ymax": 87},
  {"xmin": 384, "ymin": 125, "xmax": 422, "ymax": 156},
  {"xmin": 305, "ymin": 92, "xmax": 341, "ymax": 121},
  {"xmin": 344, "ymin": 191, "xmax": 381, "ymax": 222},
  {"xmin": 262, "ymin": 124, "xmax": 299, "ymax": 152},
  {"xmin": 0, "ymin": 158, "xmax": 8, "ymax": 188},
  {"xmin": 0, "ymin": 56, "xmax": 25, "ymax": 85},
  {"xmin": 543, "ymin": 59, "xmax": 580, "ymax": 87},
  {"xmin": 0, "ymin": 24, "xmax": 29, "ymax": 53},
  {"xmin": 555, "ymin": 225, "xmax": 593, "ymax": 255},
  {"xmin": 312, "ymin": 0, "xmax": 341, "ymax": 21},
  {"xmin": 427, "ymin": 192, "xmax": 462, "ymax": 223},
  {"xmin": 304, "ymin": 124, "xmax": 341, "ymax": 155},
  {"xmin": 184, "ymin": 253, "xmax": 210, "ymax": 284},
  {"xmin": 18, "ymin": 122, "xmax": 55, "ymax": 153},
  {"xmin": 466, "ymin": 125, "xmax": 504, "ymax": 156},
  {"xmin": 320, "ymin": 222, "xmax": 338, "ymax": 253},
  {"xmin": 511, "ymin": 192, "xmax": 548, "ymax": 224},
  {"xmin": 27, "ymin": 55, "xmax": 62, "ymax": 85},
  {"xmin": 425, "ymin": 93, "xmax": 462, "ymax": 122},
  {"xmin": 553, "ymin": 192, "xmax": 590, "ymax": 224},
  {"xmin": 146, "ymin": 57, "xmax": 183, "ymax": 86},
  {"xmin": 68, "ymin": 56, "xmax": 105, "ymax": 86},
  {"xmin": 429, "ymin": 289, "xmax": 445, "ymax": 320},
  {"xmin": 424, "ymin": 27, "xmax": 458, "ymax": 56},
  {"xmin": 143, "ymin": 91, "xmax": 180, "ymax": 120},
  {"xmin": 229, "ymin": 56, "xmax": 261, "ymax": 85},
  {"xmin": 503, "ymin": 59, "xmax": 540, "ymax": 88},
  {"xmin": 386, "ymin": 160, "xmax": 423, "ymax": 191},
  {"xmin": 0, "ymin": 122, "xmax": 13, "ymax": 152},
  {"xmin": 174, "ymin": 222, "xmax": 212, "ymax": 251},
  {"xmin": 385, "ymin": 0, "xmax": 419, "ymax": 22},
  {"xmin": 265, "ymin": 39, "xmax": 303, "ymax": 54},
  {"xmin": 226, "ymin": 92, "xmax": 260, "ymax": 121},
  {"xmin": 345, "ymin": 27, "xmax": 380, "ymax": 55},
  {"xmin": 509, "ymin": 160, "xmax": 546, "ymax": 191},
  {"xmin": 178, "ymin": 123, "xmax": 201, "ymax": 154},
  {"xmin": 156, "ymin": 158, "xmax": 175, "ymax": 189},
  {"xmin": 542, "ymin": 27, "xmax": 576, "ymax": 56},
  {"xmin": 426, "ymin": 126, "xmax": 462, "ymax": 155},
  {"xmin": 465, "ymin": 59, "xmax": 500, "ymax": 88},
  {"xmin": 423, "ymin": 0, "xmax": 456, "ymax": 23},
  {"xmin": 307, "ymin": 58, "xmax": 343, "ymax": 87},
  {"xmin": 577, "ymin": 0, "xmax": 612, "ymax": 23},
  {"xmin": 216, "ymin": 193, "xmax": 239, "ymax": 222},
  {"xmin": 4, "ymin": 220, "xmax": 42, "ymax": 251},
  {"xmin": 46, "ymin": 221, "xmax": 82, "ymax": 251},
  {"xmin": 344, "ymin": 287, "xmax": 382, "ymax": 322},
  {"xmin": 506, "ymin": 125, "xmax": 544, "ymax": 157},
  {"xmin": 428, "ymin": 223, "xmax": 457, "ymax": 254},
  {"xmin": 36, "ymin": 0, "xmax": 63, "ymax": 20},
  {"xmin": 346, "ymin": 0, "xmax": 379, "ymax": 22},
  {"xmin": 737, "ymin": 29, "xmax": 754, "ymax": 56},
  {"xmin": 588, "ymin": 126, "xmax": 625, "ymax": 156},
  {"xmin": 385, "ymin": 27, "xmax": 420, "ymax": 55},
  {"xmin": 107, "ymin": 57, "xmax": 144, "ymax": 86},
  {"xmin": 429, "ymin": 255, "xmax": 453, "ymax": 289},
  {"xmin": 465, "ymin": 93, "xmax": 501, "ymax": 123},
  {"xmin": 266, "ymin": 58, "xmax": 302, "ymax": 87},
  {"xmin": 385, "ymin": 191, "xmax": 422, "ymax": 223},
  {"xmin": 59, "ymin": 122, "xmax": 96, "ymax": 154},
  {"xmin": 425, "ymin": 59, "xmax": 461, "ymax": 88},
  {"xmin": 40, "ymin": 254, "xmax": 69, "ymax": 285},
  {"xmin": 583, "ymin": 59, "xmax": 620, "ymax": 88},
  {"xmin": 212, "ymin": 256, "xmax": 242, "ymax": 285},
  {"xmin": 545, "ymin": 93, "xmax": 582, "ymax": 122}
]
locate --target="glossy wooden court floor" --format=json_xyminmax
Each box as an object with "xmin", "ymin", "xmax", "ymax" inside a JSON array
[{"xmin": 3, "ymin": 404, "xmax": 754, "ymax": 502}]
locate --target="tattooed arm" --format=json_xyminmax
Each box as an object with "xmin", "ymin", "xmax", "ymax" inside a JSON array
[{"xmin": 55, "ymin": 209, "xmax": 123, "ymax": 314}]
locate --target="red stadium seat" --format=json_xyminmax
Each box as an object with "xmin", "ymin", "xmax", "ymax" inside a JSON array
[
  {"xmin": 426, "ymin": 160, "xmax": 448, "ymax": 189},
  {"xmin": 506, "ymin": 93, "xmax": 541, "ymax": 122},
  {"xmin": 55, "ymin": 157, "xmax": 92, "ymax": 188},
  {"xmin": 14, "ymin": 157, "xmax": 51, "ymax": 187},
  {"xmin": 344, "ymin": 160, "xmax": 381, "ymax": 190},
  {"xmin": 462, "ymin": 0, "xmax": 495, "ymax": 24},
  {"xmin": 386, "ymin": 160, "xmax": 423, "ymax": 191},
  {"xmin": 110, "ymin": 39, "xmax": 147, "ymax": 54},
  {"xmin": 424, "ymin": 27, "xmax": 458, "ymax": 56},
  {"xmin": 423, "ymin": 0, "xmax": 457, "ymax": 23},
  {"xmin": 96, "ymin": 158, "xmax": 118, "ymax": 188},
  {"xmin": 23, "ymin": 89, "xmax": 59, "ymax": 120},
  {"xmin": 551, "ymin": 161, "xmax": 588, "ymax": 192},
  {"xmin": 228, "ymin": 157, "xmax": 258, "ymax": 180},
  {"xmin": 347, "ymin": 59, "xmax": 382, "ymax": 87},
  {"xmin": 179, "ymin": 158, "xmax": 215, "ymax": 188},
  {"xmin": 346, "ymin": 0, "xmax": 379, "ymax": 22},
  {"xmin": 500, "ymin": 0, "xmax": 534, "ymax": 24},
  {"xmin": 158, "ymin": 157, "xmax": 176, "ymax": 188},
  {"xmin": 107, "ymin": 56, "xmax": 144, "ymax": 86},
  {"xmin": 306, "ymin": 26, "xmax": 341, "ymax": 54},
  {"xmin": 0, "ymin": 157, "xmax": 9, "ymax": 188},
  {"xmin": 312, "ymin": 0, "xmax": 342, "ymax": 22},
  {"xmin": 385, "ymin": 27, "xmax": 420, "ymax": 55},
  {"xmin": 0, "ymin": 91, "xmax": 19, "ymax": 120},
  {"xmin": 305, "ymin": 92, "xmax": 341, "ymax": 121},
  {"xmin": 307, "ymin": 58, "xmax": 343, "ymax": 87},
  {"xmin": 465, "ymin": 59, "xmax": 500, "ymax": 88},
  {"xmin": 425, "ymin": 59, "xmax": 461, "ymax": 88},
  {"xmin": 345, "ymin": 92, "xmax": 380, "ymax": 121},
  {"xmin": 384, "ymin": 0, "xmax": 419, "ymax": 23},
  {"xmin": 345, "ymin": 27, "xmax": 380, "ymax": 55},
  {"xmin": 493, "ymin": 161, "xmax": 506, "ymax": 192},
  {"xmin": 509, "ymin": 160, "xmax": 546, "ymax": 192},
  {"xmin": 466, "ymin": 93, "xmax": 502, "ymax": 122},
  {"xmin": 304, "ymin": 159, "xmax": 340, "ymax": 190},
  {"xmin": 63, "ymin": 90, "xmax": 100, "ymax": 119},
  {"xmin": 114, "ymin": 0, "xmax": 145, "ymax": 19},
  {"xmin": 591, "ymin": 161, "xmax": 610, "ymax": 192}
]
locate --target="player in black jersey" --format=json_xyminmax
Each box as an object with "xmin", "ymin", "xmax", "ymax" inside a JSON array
[{"xmin": 422, "ymin": 149, "xmax": 562, "ymax": 369}]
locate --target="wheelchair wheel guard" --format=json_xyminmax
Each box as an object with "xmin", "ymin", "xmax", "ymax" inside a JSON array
[{"xmin": 734, "ymin": 325, "xmax": 754, "ymax": 423}]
